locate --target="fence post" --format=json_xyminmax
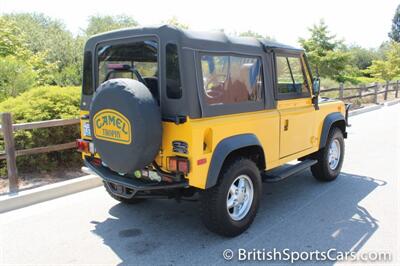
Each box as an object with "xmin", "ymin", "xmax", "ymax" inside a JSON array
[
  {"xmin": 339, "ymin": 83, "xmax": 344, "ymax": 100},
  {"xmin": 2, "ymin": 113, "xmax": 18, "ymax": 193},
  {"xmin": 359, "ymin": 84, "xmax": 364, "ymax": 99},
  {"xmin": 396, "ymin": 80, "xmax": 399, "ymax": 98},
  {"xmin": 384, "ymin": 81, "xmax": 389, "ymax": 101},
  {"xmin": 374, "ymin": 82, "xmax": 379, "ymax": 104}
]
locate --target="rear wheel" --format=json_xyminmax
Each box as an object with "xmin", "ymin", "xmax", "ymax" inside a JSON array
[
  {"xmin": 199, "ymin": 157, "xmax": 262, "ymax": 237},
  {"xmin": 103, "ymin": 182, "xmax": 145, "ymax": 204},
  {"xmin": 311, "ymin": 128, "xmax": 345, "ymax": 181}
]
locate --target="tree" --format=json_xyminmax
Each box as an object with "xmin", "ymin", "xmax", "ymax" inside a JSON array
[
  {"xmin": 299, "ymin": 20, "xmax": 350, "ymax": 82},
  {"xmin": 163, "ymin": 16, "xmax": 189, "ymax": 30},
  {"xmin": 3, "ymin": 13, "xmax": 81, "ymax": 85},
  {"xmin": 365, "ymin": 42, "xmax": 400, "ymax": 81},
  {"xmin": 84, "ymin": 15, "xmax": 138, "ymax": 36},
  {"xmin": 0, "ymin": 56, "xmax": 37, "ymax": 100},
  {"xmin": 237, "ymin": 30, "xmax": 275, "ymax": 41},
  {"xmin": 239, "ymin": 30, "xmax": 263, "ymax": 38},
  {"xmin": 389, "ymin": 4, "xmax": 400, "ymax": 42},
  {"xmin": 0, "ymin": 17, "xmax": 26, "ymax": 57},
  {"xmin": 347, "ymin": 45, "xmax": 379, "ymax": 70}
]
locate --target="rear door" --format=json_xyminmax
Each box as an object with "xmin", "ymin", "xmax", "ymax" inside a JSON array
[{"xmin": 274, "ymin": 53, "xmax": 316, "ymax": 158}]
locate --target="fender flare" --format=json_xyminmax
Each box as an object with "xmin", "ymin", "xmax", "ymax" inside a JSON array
[
  {"xmin": 205, "ymin": 133, "xmax": 264, "ymax": 189},
  {"xmin": 319, "ymin": 112, "xmax": 347, "ymax": 149}
]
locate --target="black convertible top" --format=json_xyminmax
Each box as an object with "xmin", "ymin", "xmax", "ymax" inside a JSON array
[
  {"xmin": 85, "ymin": 25, "xmax": 302, "ymax": 53},
  {"xmin": 82, "ymin": 25, "xmax": 304, "ymax": 118}
]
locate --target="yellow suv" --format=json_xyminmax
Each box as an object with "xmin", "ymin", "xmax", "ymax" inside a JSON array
[{"xmin": 77, "ymin": 25, "xmax": 349, "ymax": 237}]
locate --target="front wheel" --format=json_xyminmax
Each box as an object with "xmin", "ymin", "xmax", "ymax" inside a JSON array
[
  {"xmin": 311, "ymin": 128, "xmax": 345, "ymax": 181},
  {"xmin": 199, "ymin": 158, "xmax": 262, "ymax": 237}
]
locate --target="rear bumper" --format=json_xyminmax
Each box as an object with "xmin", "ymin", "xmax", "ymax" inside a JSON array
[{"xmin": 84, "ymin": 159, "xmax": 188, "ymax": 198}]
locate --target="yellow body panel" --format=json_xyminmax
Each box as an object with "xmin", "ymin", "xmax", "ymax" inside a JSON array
[{"xmin": 80, "ymin": 99, "xmax": 345, "ymax": 189}]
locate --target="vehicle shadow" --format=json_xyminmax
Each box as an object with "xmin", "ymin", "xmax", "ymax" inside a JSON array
[{"xmin": 90, "ymin": 170, "xmax": 386, "ymax": 265}]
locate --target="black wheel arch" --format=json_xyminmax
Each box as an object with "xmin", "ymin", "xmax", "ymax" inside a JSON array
[
  {"xmin": 205, "ymin": 134, "xmax": 266, "ymax": 189},
  {"xmin": 319, "ymin": 112, "xmax": 347, "ymax": 149}
]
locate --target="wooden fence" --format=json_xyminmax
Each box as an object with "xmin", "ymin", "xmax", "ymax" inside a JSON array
[
  {"xmin": 0, "ymin": 113, "xmax": 79, "ymax": 193},
  {"xmin": 320, "ymin": 80, "xmax": 400, "ymax": 103}
]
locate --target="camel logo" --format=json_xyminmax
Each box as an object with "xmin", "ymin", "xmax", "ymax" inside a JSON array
[{"xmin": 93, "ymin": 109, "xmax": 132, "ymax": 144}]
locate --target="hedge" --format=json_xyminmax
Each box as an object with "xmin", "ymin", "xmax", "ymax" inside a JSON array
[{"xmin": 0, "ymin": 86, "xmax": 82, "ymax": 176}]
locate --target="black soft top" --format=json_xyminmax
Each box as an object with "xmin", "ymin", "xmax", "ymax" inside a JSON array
[
  {"xmin": 85, "ymin": 25, "xmax": 302, "ymax": 53},
  {"xmin": 82, "ymin": 25, "xmax": 303, "ymax": 118}
]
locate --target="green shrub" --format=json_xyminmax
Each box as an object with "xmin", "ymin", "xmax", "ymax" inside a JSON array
[
  {"xmin": 0, "ymin": 56, "xmax": 37, "ymax": 101},
  {"xmin": 0, "ymin": 85, "xmax": 82, "ymax": 176}
]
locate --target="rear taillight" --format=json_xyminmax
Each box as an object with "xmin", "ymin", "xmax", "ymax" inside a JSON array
[
  {"xmin": 167, "ymin": 157, "xmax": 190, "ymax": 174},
  {"xmin": 76, "ymin": 139, "xmax": 90, "ymax": 153}
]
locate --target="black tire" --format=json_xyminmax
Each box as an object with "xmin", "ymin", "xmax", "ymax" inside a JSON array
[
  {"xmin": 311, "ymin": 128, "xmax": 345, "ymax": 181},
  {"xmin": 103, "ymin": 182, "xmax": 145, "ymax": 204},
  {"xmin": 199, "ymin": 157, "xmax": 262, "ymax": 237},
  {"xmin": 90, "ymin": 78, "xmax": 161, "ymax": 174}
]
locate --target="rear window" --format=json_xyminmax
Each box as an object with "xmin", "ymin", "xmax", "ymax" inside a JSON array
[
  {"xmin": 97, "ymin": 41, "xmax": 158, "ymax": 84},
  {"xmin": 200, "ymin": 54, "xmax": 263, "ymax": 105}
]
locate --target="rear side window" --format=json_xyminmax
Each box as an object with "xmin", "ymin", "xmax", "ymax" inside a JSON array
[
  {"xmin": 276, "ymin": 56, "xmax": 309, "ymax": 96},
  {"xmin": 200, "ymin": 55, "xmax": 263, "ymax": 105},
  {"xmin": 82, "ymin": 51, "xmax": 93, "ymax": 95},
  {"xmin": 166, "ymin": 44, "xmax": 182, "ymax": 99}
]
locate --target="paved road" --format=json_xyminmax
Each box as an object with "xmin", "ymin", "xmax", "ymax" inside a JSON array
[{"xmin": 0, "ymin": 105, "xmax": 399, "ymax": 265}]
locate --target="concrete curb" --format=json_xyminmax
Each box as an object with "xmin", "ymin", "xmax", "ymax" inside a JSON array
[
  {"xmin": 384, "ymin": 98, "xmax": 400, "ymax": 107},
  {"xmin": 348, "ymin": 104, "xmax": 383, "ymax": 117},
  {"xmin": 0, "ymin": 174, "xmax": 102, "ymax": 213},
  {"xmin": 348, "ymin": 98, "xmax": 400, "ymax": 117}
]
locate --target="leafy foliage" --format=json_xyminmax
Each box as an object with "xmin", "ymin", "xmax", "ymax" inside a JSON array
[
  {"xmin": 3, "ymin": 13, "xmax": 83, "ymax": 86},
  {"xmin": 389, "ymin": 4, "xmax": 400, "ymax": 42},
  {"xmin": 0, "ymin": 17, "xmax": 26, "ymax": 57},
  {"xmin": 365, "ymin": 42, "xmax": 400, "ymax": 81},
  {"xmin": 0, "ymin": 86, "xmax": 81, "ymax": 175},
  {"xmin": 84, "ymin": 15, "xmax": 138, "ymax": 36},
  {"xmin": 299, "ymin": 20, "xmax": 350, "ymax": 82},
  {"xmin": 0, "ymin": 56, "xmax": 37, "ymax": 100},
  {"xmin": 163, "ymin": 17, "xmax": 189, "ymax": 30}
]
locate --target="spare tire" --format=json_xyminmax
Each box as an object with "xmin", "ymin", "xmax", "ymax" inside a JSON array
[{"xmin": 89, "ymin": 78, "xmax": 162, "ymax": 174}]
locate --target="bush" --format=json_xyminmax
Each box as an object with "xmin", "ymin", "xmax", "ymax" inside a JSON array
[
  {"xmin": 0, "ymin": 56, "xmax": 37, "ymax": 100},
  {"xmin": 0, "ymin": 86, "xmax": 81, "ymax": 176}
]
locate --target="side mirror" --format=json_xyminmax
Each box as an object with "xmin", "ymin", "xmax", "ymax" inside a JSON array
[{"xmin": 312, "ymin": 77, "xmax": 320, "ymax": 96}]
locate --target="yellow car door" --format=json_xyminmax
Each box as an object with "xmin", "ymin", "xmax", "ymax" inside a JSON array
[{"xmin": 274, "ymin": 54, "xmax": 316, "ymax": 158}]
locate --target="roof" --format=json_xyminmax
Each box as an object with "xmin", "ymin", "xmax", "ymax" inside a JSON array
[{"xmin": 86, "ymin": 25, "xmax": 303, "ymax": 53}]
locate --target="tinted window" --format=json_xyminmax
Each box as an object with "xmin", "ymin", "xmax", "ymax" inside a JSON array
[
  {"xmin": 82, "ymin": 51, "xmax": 93, "ymax": 95},
  {"xmin": 201, "ymin": 55, "xmax": 263, "ymax": 105},
  {"xmin": 166, "ymin": 44, "xmax": 182, "ymax": 99},
  {"xmin": 276, "ymin": 56, "xmax": 309, "ymax": 95}
]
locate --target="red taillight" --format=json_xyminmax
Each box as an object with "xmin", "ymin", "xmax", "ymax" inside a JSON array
[
  {"xmin": 168, "ymin": 157, "xmax": 178, "ymax": 171},
  {"xmin": 168, "ymin": 157, "xmax": 190, "ymax": 174},
  {"xmin": 178, "ymin": 160, "xmax": 189, "ymax": 174},
  {"xmin": 76, "ymin": 139, "xmax": 89, "ymax": 153}
]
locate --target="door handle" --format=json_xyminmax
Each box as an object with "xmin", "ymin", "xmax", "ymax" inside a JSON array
[{"xmin": 284, "ymin": 119, "xmax": 289, "ymax": 131}]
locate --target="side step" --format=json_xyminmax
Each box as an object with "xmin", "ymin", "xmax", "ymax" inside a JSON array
[{"xmin": 262, "ymin": 159, "xmax": 317, "ymax": 183}]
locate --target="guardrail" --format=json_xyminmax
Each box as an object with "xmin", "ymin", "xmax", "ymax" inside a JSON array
[
  {"xmin": 0, "ymin": 113, "xmax": 79, "ymax": 193},
  {"xmin": 320, "ymin": 80, "xmax": 400, "ymax": 103}
]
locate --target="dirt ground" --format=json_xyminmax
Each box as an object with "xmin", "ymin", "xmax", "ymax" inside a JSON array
[{"xmin": 0, "ymin": 167, "xmax": 86, "ymax": 195}]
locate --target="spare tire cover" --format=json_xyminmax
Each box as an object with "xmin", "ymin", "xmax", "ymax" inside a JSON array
[{"xmin": 89, "ymin": 78, "xmax": 162, "ymax": 174}]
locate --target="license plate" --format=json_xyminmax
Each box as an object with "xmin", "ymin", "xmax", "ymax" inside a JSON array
[{"xmin": 83, "ymin": 122, "xmax": 91, "ymax": 137}]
